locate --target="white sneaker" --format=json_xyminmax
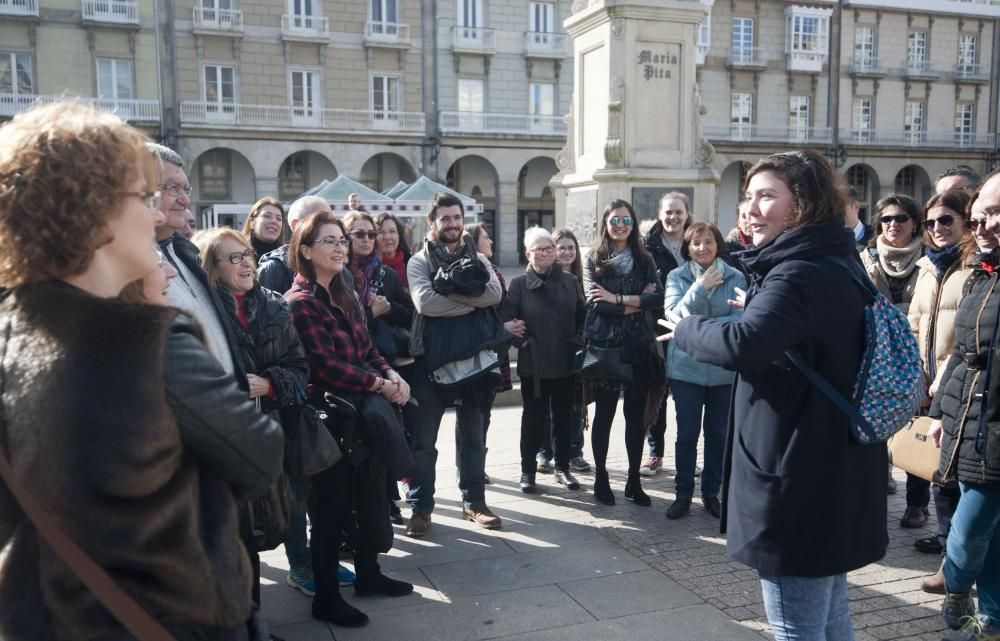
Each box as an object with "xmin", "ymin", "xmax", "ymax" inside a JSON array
[{"xmin": 638, "ymin": 455, "xmax": 662, "ymax": 477}]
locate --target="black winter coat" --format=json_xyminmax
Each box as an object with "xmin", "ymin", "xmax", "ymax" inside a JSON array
[
  {"xmin": 674, "ymin": 220, "xmax": 888, "ymax": 577},
  {"xmin": 221, "ymin": 284, "xmax": 309, "ymax": 414},
  {"xmin": 643, "ymin": 221, "xmax": 681, "ymax": 287},
  {"xmin": 501, "ymin": 265, "xmax": 586, "ymax": 383},
  {"xmin": 931, "ymin": 261, "xmax": 1000, "ymax": 486}
]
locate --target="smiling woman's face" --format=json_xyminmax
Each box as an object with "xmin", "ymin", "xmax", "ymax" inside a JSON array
[
  {"xmin": 215, "ymin": 237, "xmax": 256, "ymax": 294},
  {"xmin": 745, "ymin": 171, "xmax": 795, "ymax": 247}
]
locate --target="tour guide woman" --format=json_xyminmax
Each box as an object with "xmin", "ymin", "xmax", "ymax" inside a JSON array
[{"xmin": 660, "ymin": 150, "xmax": 887, "ymax": 639}]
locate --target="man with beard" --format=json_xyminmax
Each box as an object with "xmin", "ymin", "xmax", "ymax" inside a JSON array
[{"xmin": 404, "ymin": 193, "xmax": 504, "ymax": 537}]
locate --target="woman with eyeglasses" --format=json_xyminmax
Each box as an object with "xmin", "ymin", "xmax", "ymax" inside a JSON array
[
  {"xmin": 374, "ymin": 212, "xmax": 412, "ymax": 290},
  {"xmin": 195, "ymin": 227, "xmax": 308, "ymax": 628},
  {"xmin": 536, "ymin": 229, "xmax": 592, "ymax": 474},
  {"xmin": 583, "ymin": 200, "xmax": 664, "ymax": 506},
  {"xmin": 906, "ymin": 190, "xmax": 974, "ymax": 563},
  {"xmin": 0, "ymin": 101, "xmax": 283, "ymax": 640},
  {"xmin": 286, "ymin": 212, "xmax": 413, "ymax": 628},
  {"xmin": 242, "ymin": 196, "xmax": 286, "ymax": 261},
  {"xmin": 502, "ymin": 227, "xmax": 586, "ymax": 494}
]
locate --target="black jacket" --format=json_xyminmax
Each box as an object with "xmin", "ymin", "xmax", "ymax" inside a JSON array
[
  {"xmin": 643, "ymin": 221, "xmax": 681, "ymax": 287},
  {"xmin": 366, "ymin": 263, "xmax": 415, "ymax": 335},
  {"xmin": 501, "ymin": 265, "xmax": 585, "ymax": 382},
  {"xmin": 674, "ymin": 220, "xmax": 887, "ymax": 577},
  {"xmin": 931, "ymin": 260, "xmax": 1000, "ymax": 486},
  {"xmin": 0, "ymin": 282, "xmax": 282, "ymax": 640},
  {"xmin": 220, "ymin": 284, "xmax": 309, "ymax": 415},
  {"xmin": 258, "ymin": 245, "xmax": 294, "ymax": 296},
  {"xmin": 167, "ymin": 232, "xmax": 247, "ymax": 387}
]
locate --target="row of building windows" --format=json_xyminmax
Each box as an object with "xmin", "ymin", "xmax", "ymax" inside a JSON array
[
  {"xmin": 697, "ymin": 10, "xmax": 983, "ymax": 68},
  {"xmin": 727, "ymin": 93, "xmax": 977, "ymax": 140},
  {"xmin": 1, "ymin": 51, "xmax": 134, "ymax": 100}
]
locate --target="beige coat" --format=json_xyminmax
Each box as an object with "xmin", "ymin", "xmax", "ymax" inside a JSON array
[{"xmin": 907, "ymin": 255, "xmax": 969, "ymax": 391}]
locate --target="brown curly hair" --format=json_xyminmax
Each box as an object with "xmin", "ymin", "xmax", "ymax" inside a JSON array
[{"xmin": 0, "ymin": 101, "xmax": 156, "ymax": 287}]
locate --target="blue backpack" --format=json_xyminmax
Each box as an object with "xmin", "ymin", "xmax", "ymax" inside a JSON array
[{"xmin": 785, "ymin": 256, "xmax": 924, "ymax": 444}]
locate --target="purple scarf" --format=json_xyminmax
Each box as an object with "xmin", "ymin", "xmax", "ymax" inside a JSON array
[{"xmin": 352, "ymin": 252, "xmax": 381, "ymax": 305}]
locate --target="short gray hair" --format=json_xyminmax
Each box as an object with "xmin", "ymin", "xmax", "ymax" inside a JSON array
[
  {"xmin": 523, "ymin": 226, "xmax": 553, "ymax": 250},
  {"xmin": 146, "ymin": 142, "xmax": 184, "ymax": 168},
  {"xmin": 288, "ymin": 195, "xmax": 331, "ymax": 223}
]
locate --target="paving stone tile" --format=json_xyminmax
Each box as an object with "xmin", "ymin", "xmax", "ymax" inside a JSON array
[{"xmin": 557, "ymin": 569, "xmax": 703, "ymax": 619}]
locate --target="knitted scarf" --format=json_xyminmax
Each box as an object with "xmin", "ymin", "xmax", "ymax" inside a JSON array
[
  {"xmin": 687, "ymin": 257, "xmax": 726, "ymax": 301},
  {"xmin": 925, "ymin": 243, "xmax": 962, "ymax": 278},
  {"xmin": 875, "ymin": 236, "xmax": 922, "ymax": 279}
]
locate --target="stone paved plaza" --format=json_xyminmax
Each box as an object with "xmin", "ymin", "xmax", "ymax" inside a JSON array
[{"xmin": 260, "ymin": 401, "xmax": 956, "ymax": 641}]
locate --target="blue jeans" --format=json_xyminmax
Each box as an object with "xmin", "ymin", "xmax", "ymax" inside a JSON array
[
  {"xmin": 944, "ymin": 482, "xmax": 1000, "ymax": 624},
  {"xmin": 406, "ymin": 358, "xmax": 489, "ymax": 513},
  {"xmin": 759, "ymin": 574, "xmax": 855, "ymax": 641},
  {"xmin": 670, "ymin": 380, "xmax": 730, "ymax": 500},
  {"xmin": 284, "ymin": 473, "xmax": 311, "ymax": 569}
]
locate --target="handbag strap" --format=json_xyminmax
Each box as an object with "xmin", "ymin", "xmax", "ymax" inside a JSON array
[{"xmin": 0, "ymin": 320, "xmax": 176, "ymax": 641}]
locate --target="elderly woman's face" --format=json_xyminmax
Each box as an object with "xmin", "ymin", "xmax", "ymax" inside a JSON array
[
  {"xmin": 143, "ymin": 249, "xmax": 177, "ymax": 305},
  {"xmin": 526, "ymin": 238, "xmax": 556, "ymax": 272},
  {"xmin": 215, "ymin": 236, "xmax": 256, "ymax": 294},
  {"xmin": 253, "ymin": 205, "xmax": 283, "ymax": 243}
]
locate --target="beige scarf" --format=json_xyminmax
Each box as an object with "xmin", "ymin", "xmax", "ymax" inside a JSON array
[{"xmin": 876, "ymin": 235, "xmax": 922, "ymax": 279}]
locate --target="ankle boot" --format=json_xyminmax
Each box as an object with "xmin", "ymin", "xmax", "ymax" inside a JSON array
[
  {"xmin": 922, "ymin": 558, "xmax": 946, "ymax": 595},
  {"xmin": 624, "ymin": 476, "xmax": 651, "ymax": 506},
  {"xmin": 312, "ymin": 595, "xmax": 369, "ymax": 627},
  {"xmin": 355, "ymin": 571, "xmax": 414, "ymax": 597},
  {"xmin": 593, "ymin": 469, "xmax": 615, "ymax": 505}
]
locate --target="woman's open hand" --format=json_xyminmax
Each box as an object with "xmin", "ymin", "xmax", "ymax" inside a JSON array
[
  {"xmin": 656, "ymin": 308, "xmax": 686, "ymax": 342},
  {"xmin": 697, "ymin": 266, "xmax": 723, "ymax": 289},
  {"xmin": 728, "ymin": 287, "xmax": 747, "ymax": 310}
]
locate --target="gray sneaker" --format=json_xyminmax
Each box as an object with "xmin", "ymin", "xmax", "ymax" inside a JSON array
[
  {"xmin": 536, "ymin": 455, "xmax": 553, "ymax": 473},
  {"xmin": 943, "ymin": 591, "xmax": 977, "ymax": 630},
  {"xmin": 570, "ymin": 457, "xmax": 591, "ymax": 472}
]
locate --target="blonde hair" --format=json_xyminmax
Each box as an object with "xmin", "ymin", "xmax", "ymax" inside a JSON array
[
  {"xmin": 0, "ymin": 101, "xmax": 156, "ymax": 287},
  {"xmin": 195, "ymin": 227, "xmax": 254, "ymax": 288}
]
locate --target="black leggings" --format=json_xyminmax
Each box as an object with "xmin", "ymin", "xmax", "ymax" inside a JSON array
[{"xmin": 591, "ymin": 383, "xmax": 649, "ymax": 478}]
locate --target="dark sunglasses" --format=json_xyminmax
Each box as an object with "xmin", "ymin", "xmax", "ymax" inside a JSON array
[
  {"xmin": 967, "ymin": 218, "xmax": 988, "ymax": 230},
  {"xmin": 879, "ymin": 214, "xmax": 911, "ymax": 225},
  {"xmin": 609, "ymin": 216, "xmax": 633, "ymax": 227},
  {"xmin": 350, "ymin": 230, "xmax": 378, "ymax": 240},
  {"xmin": 924, "ymin": 215, "xmax": 957, "ymax": 230}
]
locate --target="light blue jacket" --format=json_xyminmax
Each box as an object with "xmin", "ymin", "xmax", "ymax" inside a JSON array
[{"xmin": 664, "ymin": 261, "xmax": 747, "ymax": 387}]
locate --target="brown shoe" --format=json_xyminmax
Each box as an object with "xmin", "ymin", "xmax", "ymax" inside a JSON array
[
  {"xmin": 463, "ymin": 504, "xmax": 502, "ymax": 530},
  {"xmin": 405, "ymin": 512, "xmax": 431, "ymax": 537},
  {"xmin": 922, "ymin": 558, "xmax": 947, "ymax": 595}
]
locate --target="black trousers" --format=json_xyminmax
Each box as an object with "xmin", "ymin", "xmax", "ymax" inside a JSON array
[
  {"xmin": 309, "ymin": 456, "xmax": 388, "ymax": 606},
  {"xmin": 520, "ymin": 376, "xmax": 574, "ymax": 473},
  {"xmin": 591, "ymin": 382, "xmax": 649, "ymax": 478}
]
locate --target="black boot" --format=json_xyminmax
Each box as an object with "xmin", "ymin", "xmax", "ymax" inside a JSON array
[
  {"xmin": 593, "ymin": 469, "xmax": 615, "ymax": 505},
  {"xmin": 355, "ymin": 555, "xmax": 414, "ymax": 598},
  {"xmin": 312, "ymin": 596, "xmax": 369, "ymax": 627},
  {"xmin": 624, "ymin": 476, "xmax": 651, "ymax": 506}
]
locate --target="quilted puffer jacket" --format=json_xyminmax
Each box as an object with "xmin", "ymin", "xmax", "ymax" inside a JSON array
[{"xmin": 930, "ymin": 261, "xmax": 1000, "ymax": 486}]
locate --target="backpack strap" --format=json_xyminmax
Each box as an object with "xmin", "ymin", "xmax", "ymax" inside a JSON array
[{"xmin": 784, "ymin": 254, "xmax": 878, "ymax": 442}]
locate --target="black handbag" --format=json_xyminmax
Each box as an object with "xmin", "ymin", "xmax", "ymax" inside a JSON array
[
  {"xmin": 578, "ymin": 344, "xmax": 634, "ymax": 383},
  {"xmin": 284, "ymin": 403, "xmax": 342, "ymax": 477}
]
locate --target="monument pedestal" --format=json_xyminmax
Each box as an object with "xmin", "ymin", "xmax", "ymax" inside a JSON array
[{"xmin": 554, "ymin": 0, "xmax": 718, "ymax": 245}]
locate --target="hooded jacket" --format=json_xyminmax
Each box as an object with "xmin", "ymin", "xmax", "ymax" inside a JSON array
[{"xmin": 673, "ymin": 220, "xmax": 887, "ymax": 577}]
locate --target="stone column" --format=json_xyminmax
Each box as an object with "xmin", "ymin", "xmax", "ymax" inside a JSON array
[
  {"xmin": 556, "ymin": 0, "xmax": 717, "ymax": 245},
  {"xmin": 497, "ymin": 180, "xmax": 521, "ymax": 266}
]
